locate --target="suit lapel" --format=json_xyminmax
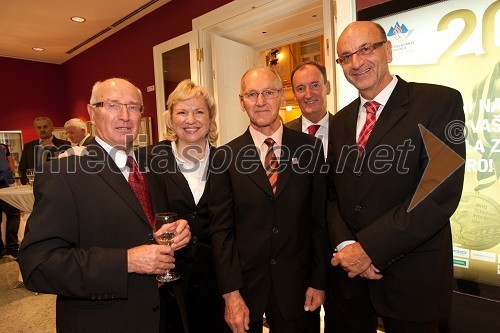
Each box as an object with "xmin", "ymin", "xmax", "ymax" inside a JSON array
[
  {"xmin": 86, "ymin": 141, "xmax": 151, "ymax": 227},
  {"xmin": 164, "ymin": 147, "xmax": 197, "ymax": 205},
  {"xmin": 274, "ymin": 127, "xmax": 295, "ymax": 198},
  {"xmin": 238, "ymin": 130, "xmax": 275, "ymax": 197},
  {"xmin": 364, "ymin": 78, "xmax": 409, "ymax": 153}
]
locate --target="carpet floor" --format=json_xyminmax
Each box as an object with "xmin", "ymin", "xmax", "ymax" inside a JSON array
[{"xmin": 0, "ymin": 256, "xmax": 56, "ymax": 333}]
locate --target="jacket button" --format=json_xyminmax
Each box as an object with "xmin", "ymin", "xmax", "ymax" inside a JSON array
[
  {"xmin": 354, "ymin": 205, "xmax": 362, "ymax": 212},
  {"xmin": 153, "ymin": 305, "xmax": 160, "ymax": 311},
  {"xmin": 147, "ymin": 233, "xmax": 154, "ymax": 241},
  {"xmin": 192, "ymin": 236, "xmax": 198, "ymax": 244},
  {"xmin": 271, "ymin": 259, "xmax": 276, "ymax": 265},
  {"xmin": 272, "ymin": 228, "xmax": 279, "ymax": 234}
]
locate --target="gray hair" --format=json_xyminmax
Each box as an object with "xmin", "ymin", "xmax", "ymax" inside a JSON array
[{"xmin": 64, "ymin": 118, "xmax": 88, "ymax": 132}]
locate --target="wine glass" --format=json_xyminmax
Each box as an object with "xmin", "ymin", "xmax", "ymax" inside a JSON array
[
  {"xmin": 154, "ymin": 212, "xmax": 180, "ymax": 282},
  {"xmin": 26, "ymin": 169, "xmax": 35, "ymax": 187}
]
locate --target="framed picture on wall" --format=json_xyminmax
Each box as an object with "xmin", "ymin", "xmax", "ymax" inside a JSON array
[
  {"xmin": 53, "ymin": 127, "xmax": 69, "ymax": 142},
  {"xmin": 135, "ymin": 117, "xmax": 153, "ymax": 147}
]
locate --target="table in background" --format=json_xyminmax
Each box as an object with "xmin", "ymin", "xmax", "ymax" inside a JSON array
[{"xmin": 0, "ymin": 185, "xmax": 35, "ymax": 287}]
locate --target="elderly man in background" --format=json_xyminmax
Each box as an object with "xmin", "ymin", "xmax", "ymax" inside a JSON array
[
  {"xmin": 58, "ymin": 118, "xmax": 94, "ymax": 157},
  {"xmin": 64, "ymin": 118, "xmax": 93, "ymax": 146},
  {"xmin": 18, "ymin": 116, "xmax": 70, "ymax": 184},
  {"xmin": 19, "ymin": 78, "xmax": 191, "ymax": 332}
]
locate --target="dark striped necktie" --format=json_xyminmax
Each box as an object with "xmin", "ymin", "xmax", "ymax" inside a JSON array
[{"xmin": 264, "ymin": 138, "xmax": 279, "ymax": 195}]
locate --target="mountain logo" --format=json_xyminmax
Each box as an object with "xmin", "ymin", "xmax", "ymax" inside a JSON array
[{"xmin": 387, "ymin": 22, "xmax": 412, "ymax": 41}]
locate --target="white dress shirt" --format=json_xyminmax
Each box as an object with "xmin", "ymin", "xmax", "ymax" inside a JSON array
[
  {"xmin": 355, "ymin": 75, "xmax": 398, "ymax": 141},
  {"xmin": 249, "ymin": 122, "xmax": 284, "ymax": 167},
  {"xmin": 172, "ymin": 140, "xmax": 210, "ymax": 205},
  {"xmin": 301, "ymin": 112, "xmax": 330, "ymax": 158},
  {"xmin": 94, "ymin": 136, "xmax": 134, "ymax": 181}
]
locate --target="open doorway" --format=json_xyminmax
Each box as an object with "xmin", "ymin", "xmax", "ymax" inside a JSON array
[{"xmin": 259, "ymin": 35, "xmax": 325, "ymax": 123}]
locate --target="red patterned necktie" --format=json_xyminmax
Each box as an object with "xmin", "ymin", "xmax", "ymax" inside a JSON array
[
  {"xmin": 307, "ymin": 124, "xmax": 320, "ymax": 136},
  {"xmin": 126, "ymin": 156, "xmax": 154, "ymax": 227},
  {"xmin": 264, "ymin": 138, "xmax": 279, "ymax": 195},
  {"xmin": 357, "ymin": 101, "xmax": 381, "ymax": 153}
]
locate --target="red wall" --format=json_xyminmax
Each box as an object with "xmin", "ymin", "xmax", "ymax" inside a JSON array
[
  {"xmin": 62, "ymin": 0, "xmax": 232, "ymax": 143},
  {"xmin": 1, "ymin": 0, "xmax": 232, "ymax": 144},
  {"xmin": 1, "ymin": 57, "xmax": 66, "ymax": 143}
]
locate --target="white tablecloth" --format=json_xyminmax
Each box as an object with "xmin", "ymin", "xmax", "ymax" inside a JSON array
[{"xmin": 0, "ymin": 185, "xmax": 35, "ymax": 212}]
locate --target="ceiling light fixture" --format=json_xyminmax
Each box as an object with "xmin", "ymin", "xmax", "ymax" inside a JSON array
[
  {"xmin": 32, "ymin": 47, "xmax": 45, "ymax": 52},
  {"xmin": 71, "ymin": 16, "xmax": 86, "ymax": 23}
]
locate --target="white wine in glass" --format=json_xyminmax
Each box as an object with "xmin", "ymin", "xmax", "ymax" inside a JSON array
[
  {"xmin": 26, "ymin": 169, "xmax": 35, "ymax": 187},
  {"xmin": 154, "ymin": 212, "xmax": 180, "ymax": 282}
]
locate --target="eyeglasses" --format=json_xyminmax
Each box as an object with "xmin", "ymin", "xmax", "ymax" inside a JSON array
[
  {"xmin": 336, "ymin": 41, "xmax": 387, "ymax": 65},
  {"xmin": 92, "ymin": 101, "xmax": 144, "ymax": 113},
  {"xmin": 240, "ymin": 89, "xmax": 281, "ymax": 102}
]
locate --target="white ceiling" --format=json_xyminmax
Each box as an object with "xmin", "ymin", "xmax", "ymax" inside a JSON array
[
  {"xmin": 206, "ymin": 0, "xmax": 323, "ymax": 50},
  {"xmin": 0, "ymin": 0, "xmax": 325, "ymax": 65},
  {"xmin": 0, "ymin": 0, "xmax": 171, "ymax": 64}
]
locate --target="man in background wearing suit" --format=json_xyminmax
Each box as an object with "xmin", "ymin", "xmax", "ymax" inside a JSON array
[
  {"xmin": 64, "ymin": 118, "xmax": 93, "ymax": 146},
  {"xmin": 285, "ymin": 60, "xmax": 334, "ymax": 332},
  {"xmin": 18, "ymin": 116, "xmax": 71, "ymax": 184},
  {"xmin": 209, "ymin": 66, "xmax": 330, "ymax": 333},
  {"xmin": 19, "ymin": 78, "xmax": 191, "ymax": 332},
  {"xmin": 328, "ymin": 21, "xmax": 465, "ymax": 332},
  {"xmin": 58, "ymin": 118, "xmax": 94, "ymax": 158},
  {"xmin": 286, "ymin": 61, "xmax": 333, "ymax": 163}
]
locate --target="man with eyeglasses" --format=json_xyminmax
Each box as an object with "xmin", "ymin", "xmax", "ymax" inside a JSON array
[
  {"xmin": 209, "ymin": 66, "xmax": 330, "ymax": 332},
  {"xmin": 18, "ymin": 116, "xmax": 71, "ymax": 184},
  {"xmin": 19, "ymin": 78, "xmax": 191, "ymax": 332},
  {"xmin": 328, "ymin": 21, "xmax": 465, "ymax": 332}
]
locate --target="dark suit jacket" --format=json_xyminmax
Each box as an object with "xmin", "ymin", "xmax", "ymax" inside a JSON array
[
  {"xmin": 208, "ymin": 126, "xmax": 330, "ymax": 322},
  {"xmin": 18, "ymin": 136, "xmax": 71, "ymax": 184},
  {"xmin": 18, "ymin": 139, "xmax": 167, "ymax": 333},
  {"xmin": 146, "ymin": 141, "xmax": 224, "ymax": 332},
  {"xmin": 328, "ymin": 77, "xmax": 465, "ymax": 321},
  {"xmin": 81, "ymin": 135, "xmax": 94, "ymax": 146}
]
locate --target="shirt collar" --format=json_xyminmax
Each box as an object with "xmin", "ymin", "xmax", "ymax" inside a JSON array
[
  {"xmin": 301, "ymin": 112, "xmax": 330, "ymax": 132},
  {"xmin": 360, "ymin": 75, "xmax": 398, "ymax": 109},
  {"xmin": 249, "ymin": 121, "xmax": 283, "ymax": 149},
  {"xmin": 171, "ymin": 140, "xmax": 210, "ymax": 167},
  {"xmin": 39, "ymin": 135, "xmax": 54, "ymax": 144},
  {"xmin": 78, "ymin": 134, "xmax": 90, "ymax": 146},
  {"xmin": 94, "ymin": 136, "xmax": 134, "ymax": 170}
]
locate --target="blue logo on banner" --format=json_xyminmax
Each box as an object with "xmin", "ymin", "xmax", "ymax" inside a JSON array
[{"xmin": 387, "ymin": 22, "xmax": 412, "ymax": 41}]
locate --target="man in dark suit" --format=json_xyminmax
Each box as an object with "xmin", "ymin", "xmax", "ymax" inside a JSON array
[
  {"xmin": 286, "ymin": 61, "xmax": 333, "ymax": 164},
  {"xmin": 58, "ymin": 118, "xmax": 95, "ymax": 158},
  {"xmin": 18, "ymin": 116, "xmax": 71, "ymax": 184},
  {"xmin": 285, "ymin": 60, "xmax": 334, "ymax": 332},
  {"xmin": 64, "ymin": 118, "xmax": 94, "ymax": 146},
  {"xmin": 18, "ymin": 78, "xmax": 191, "ymax": 332},
  {"xmin": 328, "ymin": 21, "xmax": 465, "ymax": 332},
  {"xmin": 209, "ymin": 66, "xmax": 330, "ymax": 332}
]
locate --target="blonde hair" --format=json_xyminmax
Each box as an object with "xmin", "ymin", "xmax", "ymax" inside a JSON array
[{"xmin": 163, "ymin": 79, "xmax": 218, "ymax": 144}]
